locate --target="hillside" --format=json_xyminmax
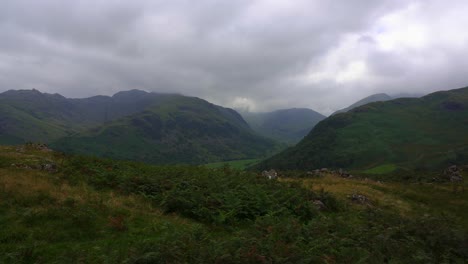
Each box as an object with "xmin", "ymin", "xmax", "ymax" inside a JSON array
[
  {"xmin": 1, "ymin": 145, "xmax": 467, "ymax": 262},
  {"xmin": 52, "ymin": 95, "xmax": 277, "ymax": 164},
  {"xmin": 332, "ymin": 93, "xmax": 393, "ymax": 115},
  {"xmin": 0, "ymin": 89, "xmax": 277, "ymax": 164},
  {"xmin": 0, "ymin": 89, "xmax": 171, "ymax": 144},
  {"xmin": 241, "ymin": 108, "xmax": 325, "ymax": 144},
  {"xmin": 256, "ymin": 86, "xmax": 468, "ymax": 172}
]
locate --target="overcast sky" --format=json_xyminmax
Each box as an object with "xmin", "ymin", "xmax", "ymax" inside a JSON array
[{"xmin": 1, "ymin": 0, "xmax": 468, "ymax": 115}]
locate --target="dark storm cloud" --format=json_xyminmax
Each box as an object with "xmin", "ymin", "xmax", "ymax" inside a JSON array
[{"xmin": 0, "ymin": 0, "xmax": 467, "ymax": 115}]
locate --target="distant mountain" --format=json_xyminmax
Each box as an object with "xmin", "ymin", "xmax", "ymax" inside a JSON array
[
  {"xmin": 0, "ymin": 89, "xmax": 167, "ymax": 144},
  {"xmin": 241, "ymin": 108, "xmax": 326, "ymax": 144},
  {"xmin": 332, "ymin": 93, "xmax": 393, "ymax": 115},
  {"xmin": 256, "ymin": 86, "xmax": 468, "ymax": 172},
  {"xmin": 52, "ymin": 95, "xmax": 276, "ymax": 164},
  {"xmin": 391, "ymin": 92, "xmax": 424, "ymax": 99},
  {"xmin": 0, "ymin": 89, "xmax": 277, "ymax": 164}
]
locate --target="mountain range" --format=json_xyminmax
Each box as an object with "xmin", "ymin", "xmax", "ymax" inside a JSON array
[
  {"xmin": 0, "ymin": 89, "xmax": 279, "ymax": 164},
  {"xmin": 256, "ymin": 86, "xmax": 468, "ymax": 172},
  {"xmin": 0, "ymin": 89, "xmax": 170, "ymax": 144},
  {"xmin": 52, "ymin": 94, "xmax": 278, "ymax": 164}
]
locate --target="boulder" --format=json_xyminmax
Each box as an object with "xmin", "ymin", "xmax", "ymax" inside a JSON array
[
  {"xmin": 349, "ymin": 193, "xmax": 371, "ymax": 205},
  {"xmin": 313, "ymin": 200, "xmax": 326, "ymax": 210},
  {"xmin": 262, "ymin": 169, "xmax": 278, "ymax": 180},
  {"xmin": 41, "ymin": 163, "xmax": 58, "ymax": 173}
]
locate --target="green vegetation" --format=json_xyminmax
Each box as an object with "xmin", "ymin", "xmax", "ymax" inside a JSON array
[
  {"xmin": 0, "ymin": 89, "xmax": 159, "ymax": 144},
  {"xmin": 0, "ymin": 89, "xmax": 278, "ymax": 164},
  {"xmin": 1, "ymin": 145, "xmax": 467, "ymax": 263},
  {"xmin": 257, "ymin": 87, "xmax": 468, "ymax": 172},
  {"xmin": 2, "ymin": 86, "xmax": 468, "ymax": 262},
  {"xmin": 241, "ymin": 108, "xmax": 325, "ymax": 144},
  {"xmin": 363, "ymin": 164, "xmax": 398, "ymax": 174},
  {"xmin": 203, "ymin": 159, "xmax": 261, "ymax": 169},
  {"xmin": 52, "ymin": 95, "xmax": 277, "ymax": 164}
]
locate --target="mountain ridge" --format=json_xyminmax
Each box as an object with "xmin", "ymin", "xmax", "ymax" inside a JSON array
[
  {"xmin": 255, "ymin": 86, "xmax": 468, "ymax": 172},
  {"xmin": 52, "ymin": 94, "xmax": 277, "ymax": 164},
  {"xmin": 332, "ymin": 93, "xmax": 393, "ymax": 115}
]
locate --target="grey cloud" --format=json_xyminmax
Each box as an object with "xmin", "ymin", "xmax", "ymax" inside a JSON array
[{"xmin": 0, "ymin": 0, "xmax": 467, "ymax": 115}]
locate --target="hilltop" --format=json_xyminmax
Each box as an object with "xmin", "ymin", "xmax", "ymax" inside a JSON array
[{"xmin": 332, "ymin": 93, "xmax": 393, "ymax": 115}]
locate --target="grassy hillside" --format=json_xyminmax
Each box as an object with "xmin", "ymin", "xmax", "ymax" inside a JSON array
[
  {"xmin": 256, "ymin": 86, "xmax": 468, "ymax": 171},
  {"xmin": 1, "ymin": 145, "xmax": 467, "ymax": 263},
  {"xmin": 0, "ymin": 89, "xmax": 277, "ymax": 164},
  {"xmin": 52, "ymin": 95, "xmax": 277, "ymax": 164},
  {"xmin": 0, "ymin": 89, "xmax": 178, "ymax": 144},
  {"xmin": 0, "ymin": 90, "xmax": 87, "ymax": 143},
  {"xmin": 241, "ymin": 108, "xmax": 325, "ymax": 144}
]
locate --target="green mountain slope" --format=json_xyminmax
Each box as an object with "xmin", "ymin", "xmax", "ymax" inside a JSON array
[
  {"xmin": 0, "ymin": 90, "xmax": 80, "ymax": 143},
  {"xmin": 52, "ymin": 95, "xmax": 277, "ymax": 164},
  {"xmin": 256, "ymin": 86, "xmax": 468, "ymax": 171},
  {"xmin": 241, "ymin": 108, "xmax": 325, "ymax": 144},
  {"xmin": 0, "ymin": 89, "xmax": 168, "ymax": 144}
]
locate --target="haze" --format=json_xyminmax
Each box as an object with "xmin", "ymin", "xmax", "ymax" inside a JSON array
[{"xmin": 1, "ymin": 0, "xmax": 467, "ymax": 115}]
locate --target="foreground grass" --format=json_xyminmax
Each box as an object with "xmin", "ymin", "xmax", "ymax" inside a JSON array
[
  {"xmin": 291, "ymin": 174, "xmax": 468, "ymax": 227},
  {"xmin": 1, "ymin": 145, "xmax": 467, "ymax": 263}
]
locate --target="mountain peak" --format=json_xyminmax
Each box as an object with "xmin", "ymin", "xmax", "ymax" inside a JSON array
[
  {"xmin": 112, "ymin": 89, "xmax": 149, "ymax": 98},
  {"xmin": 2, "ymin": 88, "xmax": 43, "ymax": 96},
  {"xmin": 332, "ymin": 93, "xmax": 393, "ymax": 115}
]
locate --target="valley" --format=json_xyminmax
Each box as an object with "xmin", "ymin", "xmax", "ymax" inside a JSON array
[
  {"xmin": 1, "ymin": 86, "xmax": 468, "ymax": 263},
  {"xmin": 2, "ymin": 1, "xmax": 467, "ymax": 262}
]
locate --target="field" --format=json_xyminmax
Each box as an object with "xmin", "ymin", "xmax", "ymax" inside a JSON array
[
  {"xmin": 203, "ymin": 159, "xmax": 262, "ymax": 169},
  {"xmin": 362, "ymin": 164, "xmax": 398, "ymax": 174},
  {"xmin": 1, "ymin": 145, "xmax": 467, "ymax": 263}
]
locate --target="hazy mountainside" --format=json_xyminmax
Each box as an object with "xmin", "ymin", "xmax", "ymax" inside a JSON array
[
  {"xmin": 241, "ymin": 108, "xmax": 326, "ymax": 144},
  {"xmin": 52, "ymin": 95, "xmax": 277, "ymax": 164},
  {"xmin": 0, "ymin": 89, "xmax": 83, "ymax": 144},
  {"xmin": 332, "ymin": 93, "xmax": 393, "ymax": 115},
  {"xmin": 0, "ymin": 89, "xmax": 277, "ymax": 164},
  {"xmin": 0, "ymin": 89, "xmax": 172, "ymax": 144},
  {"xmin": 332, "ymin": 92, "xmax": 425, "ymax": 115},
  {"xmin": 256, "ymin": 86, "xmax": 468, "ymax": 171},
  {"xmin": 391, "ymin": 92, "xmax": 424, "ymax": 99}
]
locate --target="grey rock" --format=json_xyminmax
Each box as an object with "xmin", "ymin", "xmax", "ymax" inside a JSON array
[{"xmin": 262, "ymin": 169, "xmax": 278, "ymax": 180}]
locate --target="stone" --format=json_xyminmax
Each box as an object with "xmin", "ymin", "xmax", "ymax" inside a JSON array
[
  {"xmin": 349, "ymin": 193, "xmax": 371, "ymax": 205},
  {"xmin": 41, "ymin": 163, "xmax": 58, "ymax": 173},
  {"xmin": 262, "ymin": 169, "xmax": 278, "ymax": 180},
  {"xmin": 313, "ymin": 200, "xmax": 326, "ymax": 210}
]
